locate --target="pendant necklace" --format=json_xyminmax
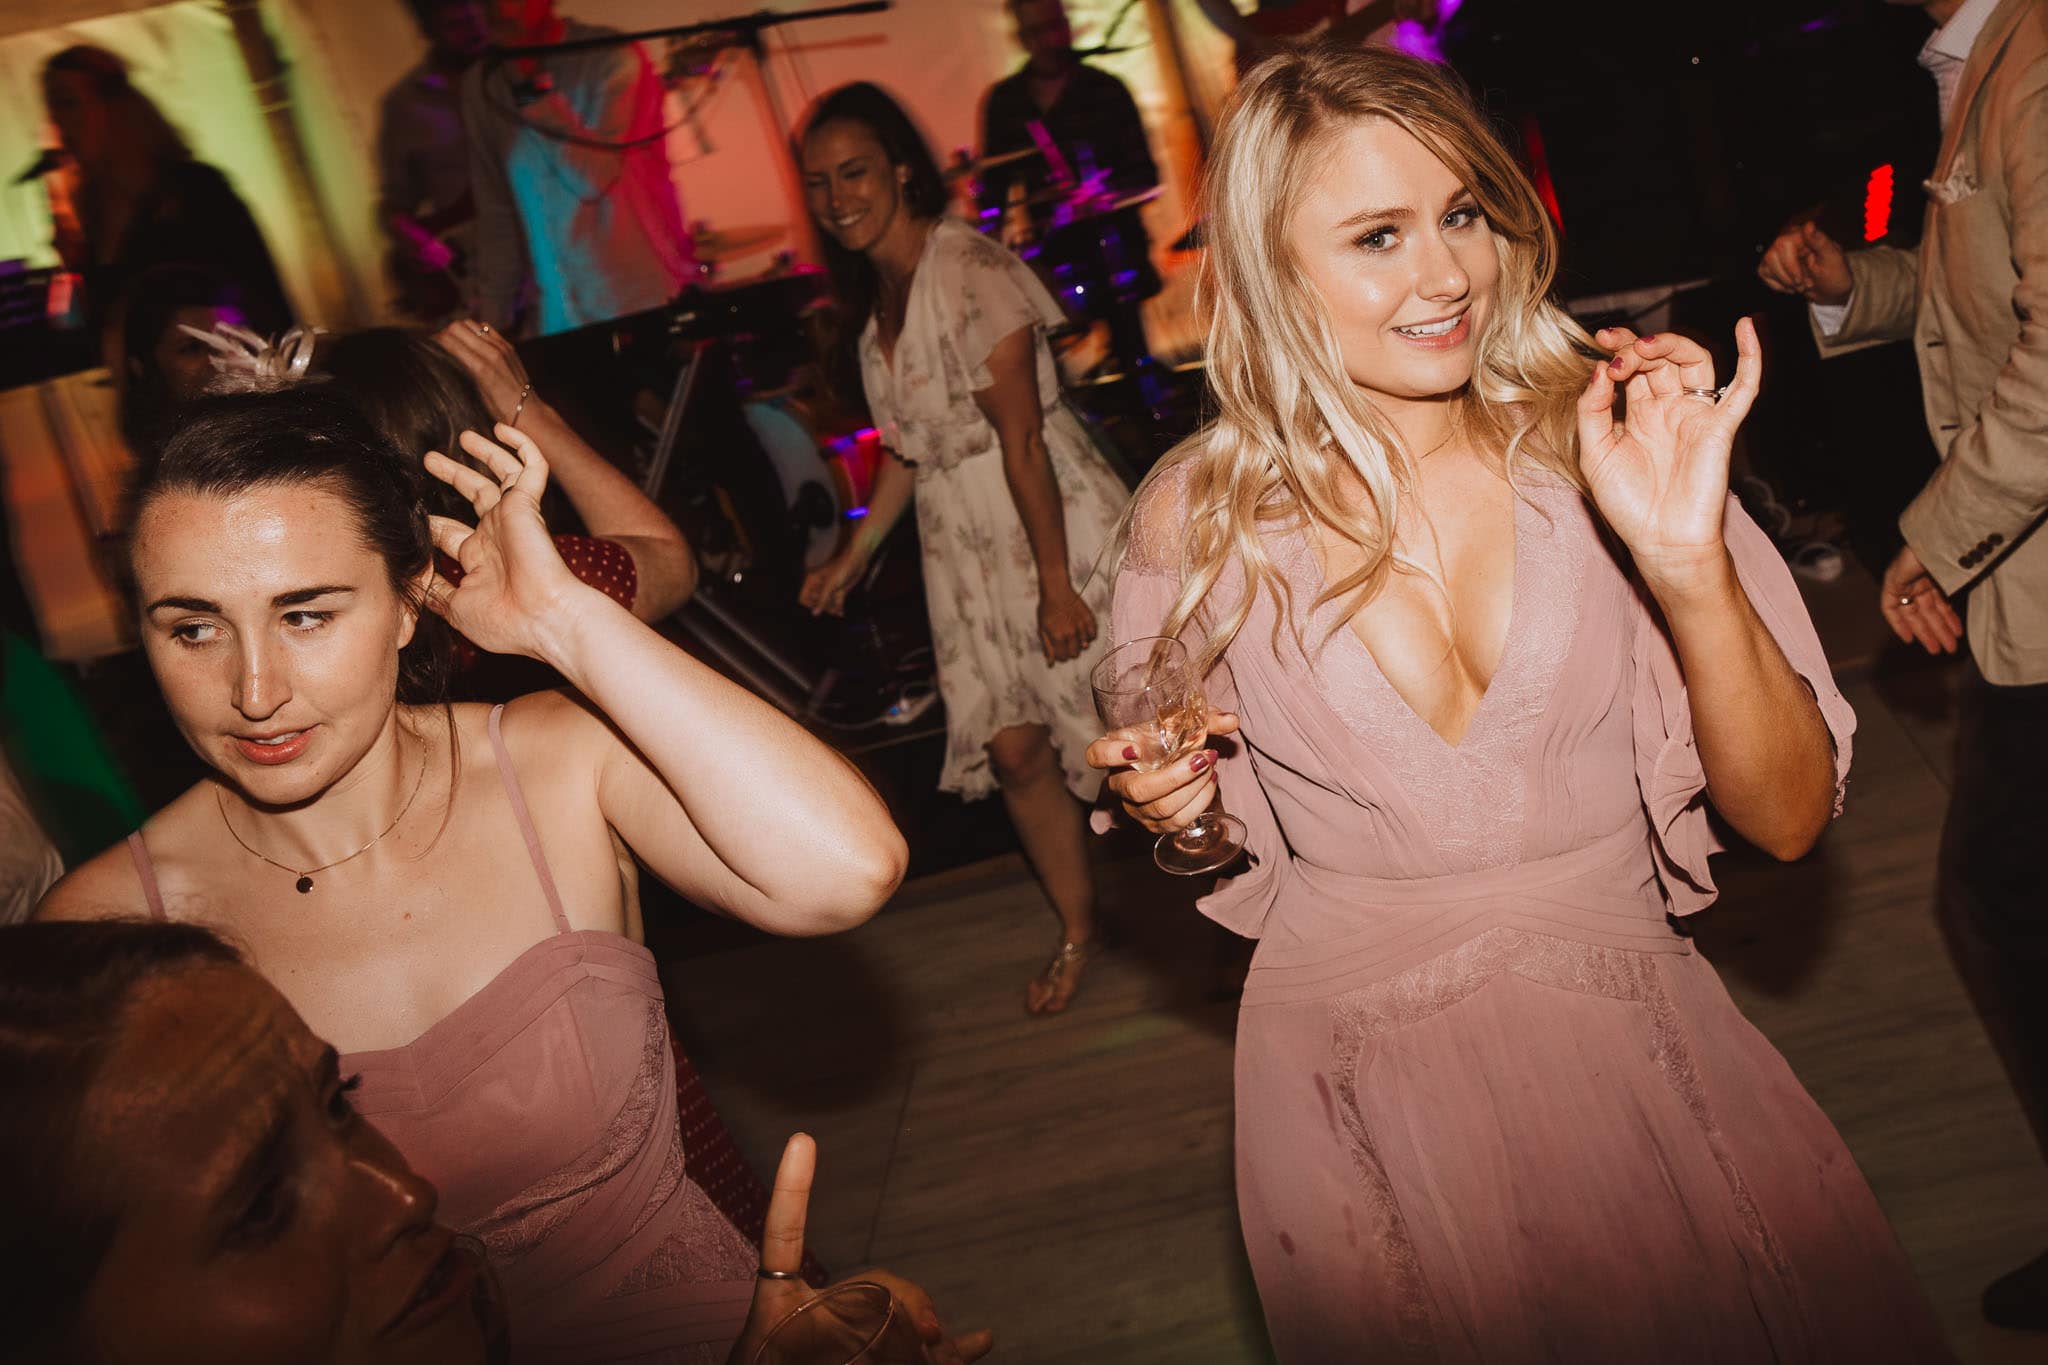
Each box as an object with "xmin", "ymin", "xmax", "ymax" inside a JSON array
[{"xmin": 217, "ymin": 751, "xmax": 429, "ymax": 893}]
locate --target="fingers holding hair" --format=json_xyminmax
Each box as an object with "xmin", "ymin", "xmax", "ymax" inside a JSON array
[
  {"xmin": 424, "ymin": 450, "xmax": 500, "ymax": 516},
  {"xmin": 455, "ymin": 425, "xmax": 550, "ymax": 499},
  {"xmin": 427, "ymin": 513, "xmax": 475, "ymax": 572}
]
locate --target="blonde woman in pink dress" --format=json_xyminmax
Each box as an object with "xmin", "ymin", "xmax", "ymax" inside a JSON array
[{"xmin": 1089, "ymin": 48, "xmax": 1956, "ymax": 1363}]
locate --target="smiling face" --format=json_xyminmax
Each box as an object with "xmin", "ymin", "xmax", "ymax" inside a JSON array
[
  {"xmin": 802, "ymin": 118, "xmax": 912, "ymax": 257},
  {"xmin": 1287, "ymin": 116, "xmax": 1499, "ymax": 424},
  {"xmin": 77, "ymin": 962, "xmax": 492, "ymax": 1364},
  {"xmin": 131, "ymin": 483, "xmax": 420, "ymax": 808}
]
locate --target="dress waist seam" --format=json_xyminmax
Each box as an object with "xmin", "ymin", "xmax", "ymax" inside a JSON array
[{"xmin": 1241, "ymin": 824, "xmax": 1685, "ymax": 1007}]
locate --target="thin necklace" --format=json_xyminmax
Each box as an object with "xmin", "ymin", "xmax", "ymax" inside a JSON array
[{"xmin": 216, "ymin": 750, "xmax": 429, "ymax": 894}]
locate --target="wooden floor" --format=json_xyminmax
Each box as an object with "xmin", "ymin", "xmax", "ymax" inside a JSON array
[{"xmin": 659, "ymin": 561, "xmax": 2048, "ymax": 1364}]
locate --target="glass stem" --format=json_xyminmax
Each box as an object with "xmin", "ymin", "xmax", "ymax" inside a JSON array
[{"xmin": 1174, "ymin": 798, "xmax": 1224, "ymax": 851}]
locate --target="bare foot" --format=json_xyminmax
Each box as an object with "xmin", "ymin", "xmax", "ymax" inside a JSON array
[{"xmin": 1025, "ymin": 940, "xmax": 1098, "ymax": 1015}]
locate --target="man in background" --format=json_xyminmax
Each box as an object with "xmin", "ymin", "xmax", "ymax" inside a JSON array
[
  {"xmin": 378, "ymin": 0, "xmax": 489, "ymax": 321},
  {"xmin": 463, "ymin": 0, "xmax": 694, "ymax": 336},
  {"xmin": 976, "ymin": 0, "xmax": 1159, "ymax": 240},
  {"xmin": 977, "ymin": 0, "xmax": 1161, "ymax": 391},
  {"xmin": 1760, "ymin": 0, "xmax": 2048, "ymax": 1330}
]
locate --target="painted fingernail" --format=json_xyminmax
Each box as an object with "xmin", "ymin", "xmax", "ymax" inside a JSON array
[
  {"xmin": 1190, "ymin": 751, "xmax": 1214, "ymax": 773},
  {"xmin": 1609, "ymin": 354, "xmax": 1626, "ymax": 373},
  {"xmin": 1122, "ymin": 745, "xmax": 1138, "ymax": 761},
  {"xmin": 1640, "ymin": 333, "xmax": 1657, "ymax": 344}
]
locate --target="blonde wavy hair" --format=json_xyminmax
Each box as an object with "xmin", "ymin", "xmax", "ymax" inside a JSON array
[{"xmin": 1132, "ymin": 45, "xmax": 1599, "ymax": 677}]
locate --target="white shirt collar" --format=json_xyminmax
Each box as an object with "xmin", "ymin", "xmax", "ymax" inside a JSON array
[{"xmin": 1922, "ymin": 0, "xmax": 2004, "ymax": 68}]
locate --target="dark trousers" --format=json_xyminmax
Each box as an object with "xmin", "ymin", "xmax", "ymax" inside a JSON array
[{"xmin": 1938, "ymin": 664, "xmax": 2048, "ymax": 1158}]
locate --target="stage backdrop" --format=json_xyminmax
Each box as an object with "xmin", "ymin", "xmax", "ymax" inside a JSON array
[{"xmin": 0, "ymin": 0, "xmax": 1239, "ymax": 333}]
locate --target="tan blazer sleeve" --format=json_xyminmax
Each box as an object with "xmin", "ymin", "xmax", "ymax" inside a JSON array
[
  {"xmin": 1812, "ymin": 245, "xmax": 1919, "ymax": 357},
  {"xmin": 1900, "ymin": 63, "xmax": 2048, "ymax": 593}
]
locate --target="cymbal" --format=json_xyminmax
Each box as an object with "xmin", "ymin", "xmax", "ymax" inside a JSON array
[
  {"xmin": 693, "ymin": 224, "xmax": 788, "ymax": 262},
  {"xmin": 943, "ymin": 146, "xmax": 1039, "ymax": 181},
  {"xmin": 1027, "ymin": 184, "xmax": 1162, "ymax": 214}
]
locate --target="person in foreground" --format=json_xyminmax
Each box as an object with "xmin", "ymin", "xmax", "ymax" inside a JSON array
[
  {"xmin": 1088, "ymin": 47, "xmax": 1954, "ymax": 1362},
  {"xmin": 0, "ymin": 919, "xmax": 992, "ymax": 1365},
  {"xmin": 797, "ymin": 83, "xmax": 1133, "ymax": 1014},
  {"xmin": 38, "ymin": 388, "xmax": 908, "ymax": 1361}
]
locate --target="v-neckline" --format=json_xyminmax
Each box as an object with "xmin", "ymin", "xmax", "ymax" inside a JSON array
[
  {"xmin": 872, "ymin": 220, "xmax": 940, "ymax": 376},
  {"xmin": 1308, "ymin": 492, "xmax": 1528, "ymax": 754}
]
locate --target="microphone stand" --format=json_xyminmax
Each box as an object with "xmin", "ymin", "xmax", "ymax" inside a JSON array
[{"xmin": 496, "ymin": 1, "xmax": 888, "ymax": 145}]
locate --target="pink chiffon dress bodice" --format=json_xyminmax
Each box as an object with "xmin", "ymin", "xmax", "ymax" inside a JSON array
[
  {"xmin": 1105, "ymin": 465, "xmax": 1955, "ymax": 1364},
  {"xmin": 128, "ymin": 704, "xmax": 754, "ymax": 1363}
]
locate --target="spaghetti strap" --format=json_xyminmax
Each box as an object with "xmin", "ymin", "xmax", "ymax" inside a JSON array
[
  {"xmin": 486, "ymin": 703, "xmax": 573, "ymax": 934},
  {"xmin": 126, "ymin": 831, "xmax": 167, "ymax": 920}
]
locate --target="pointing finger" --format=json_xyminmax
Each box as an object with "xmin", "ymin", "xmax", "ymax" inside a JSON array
[{"xmin": 759, "ymin": 1133, "xmax": 815, "ymax": 1277}]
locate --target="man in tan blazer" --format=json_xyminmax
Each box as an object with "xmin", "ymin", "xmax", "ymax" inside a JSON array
[{"xmin": 1761, "ymin": 0, "xmax": 2048, "ymax": 1331}]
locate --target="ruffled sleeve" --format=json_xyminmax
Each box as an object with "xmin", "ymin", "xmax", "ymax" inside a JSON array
[
  {"xmin": 1631, "ymin": 495, "xmax": 1856, "ymax": 916},
  {"xmin": 1088, "ymin": 466, "xmax": 1291, "ymax": 938},
  {"xmin": 935, "ymin": 222, "xmax": 1067, "ymax": 391}
]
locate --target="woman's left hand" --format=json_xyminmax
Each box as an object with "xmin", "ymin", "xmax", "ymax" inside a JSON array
[
  {"xmin": 1038, "ymin": 585, "xmax": 1098, "ymax": 665},
  {"xmin": 730, "ymin": 1134, "xmax": 995, "ymax": 1365},
  {"xmin": 434, "ymin": 320, "xmax": 537, "ymax": 426},
  {"xmin": 1578, "ymin": 319, "xmax": 1763, "ymax": 590},
  {"xmin": 424, "ymin": 424, "xmax": 590, "ymax": 659}
]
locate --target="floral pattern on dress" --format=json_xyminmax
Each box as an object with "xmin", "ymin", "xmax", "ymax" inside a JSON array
[{"xmin": 859, "ymin": 219, "xmax": 1133, "ymax": 801}]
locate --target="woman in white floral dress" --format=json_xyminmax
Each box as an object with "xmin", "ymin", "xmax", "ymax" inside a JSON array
[{"xmin": 799, "ymin": 83, "xmax": 1133, "ymax": 1012}]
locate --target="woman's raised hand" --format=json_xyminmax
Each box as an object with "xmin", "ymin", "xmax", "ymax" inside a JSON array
[
  {"xmin": 424, "ymin": 424, "xmax": 590, "ymax": 659},
  {"xmin": 1084, "ymin": 710, "xmax": 1240, "ymax": 834},
  {"xmin": 1579, "ymin": 320, "xmax": 1762, "ymax": 591},
  {"xmin": 434, "ymin": 319, "xmax": 537, "ymax": 426}
]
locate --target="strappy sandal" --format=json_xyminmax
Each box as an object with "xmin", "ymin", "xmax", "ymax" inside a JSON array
[{"xmin": 1025, "ymin": 939, "xmax": 1099, "ymax": 1016}]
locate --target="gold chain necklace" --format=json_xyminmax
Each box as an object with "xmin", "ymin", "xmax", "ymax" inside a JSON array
[{"xmin": 216, "ymin": 752, "xmax": 428, "ymax": 894}]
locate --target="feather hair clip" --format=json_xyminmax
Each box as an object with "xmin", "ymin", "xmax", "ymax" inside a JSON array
[{"xmin": 178, "ymin": 321, "xmax": 323, "ymax": 393}]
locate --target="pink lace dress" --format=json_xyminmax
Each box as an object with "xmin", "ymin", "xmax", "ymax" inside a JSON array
[
  {"xmin": 1106, "ymin": 467, "xmax": 1954, "ymax": 1363},
  {"xmin": 129, "ymin": 704, "xmax": 755, "ymax": 1363}
]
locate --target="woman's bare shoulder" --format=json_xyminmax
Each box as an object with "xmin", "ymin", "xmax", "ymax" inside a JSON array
[
  {"xmin": 472, "ymin": 690, "xmax": 619, "ymax": 783},
  {"xmin": 38, "ymin": 778, "xmax": 234, "ymax": 921},
  {"xmin": 35, "ymin": 846, "xmax": 141, "ymax": 921}
]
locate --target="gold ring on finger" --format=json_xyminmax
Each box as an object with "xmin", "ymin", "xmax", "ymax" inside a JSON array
[{"xmin": 1680, "ymin": 385, "xmax": 1729, "ymax": 403}]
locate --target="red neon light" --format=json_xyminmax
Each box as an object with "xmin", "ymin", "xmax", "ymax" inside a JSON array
[
  {"xmin": 1518, "ymin": 114, "xmax": 1564, "ymax": 237},
  {"xmin": 1863, "ymin": 164, "xmax": 1894, "ymax": 243}
]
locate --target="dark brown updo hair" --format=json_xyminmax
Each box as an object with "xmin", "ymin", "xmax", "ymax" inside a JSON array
[
  {"xmin": 125, "ymin": 385, "xmax": 452, "ymax": 706},
  {"xmin": 320, "ymin": 327, "xmax": 576, "ymax": 531},
  {"xmin": 0, "ymin": 919, "xmax": 243, "ymax": 1361}
]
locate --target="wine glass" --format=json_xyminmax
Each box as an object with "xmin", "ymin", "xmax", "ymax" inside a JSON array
[
  {"xmin": 1091, "ymin": 636, "xmax": 1248, "ymax": 876},
  {"xmin": 751, "ymin": 1281, "xmax": 923, "ymax": 1364}
]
